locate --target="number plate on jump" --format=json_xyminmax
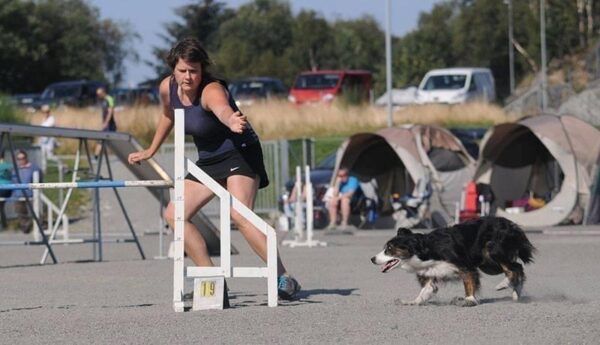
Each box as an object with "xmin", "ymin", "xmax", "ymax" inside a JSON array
[{"xmin": 192, "ymin": 276, "xmax": 225, "ymax": 311}]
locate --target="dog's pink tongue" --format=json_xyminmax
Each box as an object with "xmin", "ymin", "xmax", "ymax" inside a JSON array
[{"xmin": 381, "ymin": 259, "xmax": 398, "ymax": 273}]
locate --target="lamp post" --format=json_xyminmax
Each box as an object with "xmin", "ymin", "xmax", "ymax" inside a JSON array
[
  {"xmin": 505, "ymin": 0, "xmax": 515, "ymax": 94},
  {"xmin": 540, "ymin": 0, "xmax": 548, "ymax": 111},
  {"xmin": 385, "ymin": 0, "xmax": 393, "ymax": 127}
]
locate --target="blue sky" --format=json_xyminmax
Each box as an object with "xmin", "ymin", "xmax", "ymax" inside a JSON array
[{"xmin": 90, "ymin": 0, "xmax": 441, "ymax": 86}]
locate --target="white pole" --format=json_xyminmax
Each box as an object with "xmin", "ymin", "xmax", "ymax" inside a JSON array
[
  {"xmin": 173, "ymin": 109, "xmax": 186, "ymax": 312},
  {"xmin": 385, "ymin": 0, "xmax": 393, "ymax": 127},
  {"xmin": 220, "ymin": 190, "xmax": 231, "ymax": 277},
  {"xmin": 62, "ymin": 214, "xmax": 69, "ymax": 242},
  {"xmin": 294, "ymin": 166, "xmax": 302, "ymax": 239},
  {"xmin": 58, "ymin": 160, "xmax": 64, "ymax": 205},
  {"xmin": 305, "ymin": 165, "xmax": 313, "ymax": 242},
  {"xmin": 267, "ymin": 226, "xmax": 278, "ymax": 307},
  {"xmin": 32, "ymin": 171, "xmax": 40, "ymax": 241}
]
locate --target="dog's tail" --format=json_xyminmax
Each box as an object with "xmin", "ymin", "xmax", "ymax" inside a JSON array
[
  {"xmin": 517, "ymin": 235, "xmax": 536, "ymax": 264},
  {"xmin": 508, "ymin": 219, "xmax": 536, "ymax": 264},
  {"xmin": 485, "ymin": 218, "xmax": 536, "ymax": 265}
]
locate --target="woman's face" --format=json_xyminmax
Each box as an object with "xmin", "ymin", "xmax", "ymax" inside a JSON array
[{"xmin": 173, "ymin": 58, "xmax": 202, "ymax": 93}]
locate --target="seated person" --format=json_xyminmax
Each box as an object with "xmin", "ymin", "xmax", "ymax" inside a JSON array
[
  {"xmin": 0, "ymin": 151, "xmax": 13, "ymax": 229},
  {"xmin": 326, "ymin": 167, "xmax": 359, "ymax": 230},
  {"xmin": 10, "ymin": 150, "xmax": 42, "ymax": 233}
]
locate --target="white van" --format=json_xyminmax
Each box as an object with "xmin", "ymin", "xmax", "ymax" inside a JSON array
[{"xmin": 415, "ymin": 68, "xmax": 496, "ymax": 104}]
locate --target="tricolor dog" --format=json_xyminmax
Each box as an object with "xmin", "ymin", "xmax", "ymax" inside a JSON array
[{"xmin": 371, "ymin": 217, "xmax": 535, "ymax": 306}]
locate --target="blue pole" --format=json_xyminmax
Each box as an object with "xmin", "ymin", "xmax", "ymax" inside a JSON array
[{"xmin": 0, "ymin": 180, "xmax": 171, "ymax": 190}]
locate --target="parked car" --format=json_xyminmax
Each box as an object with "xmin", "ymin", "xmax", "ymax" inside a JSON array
[
  {"xmin": 288, "ymin": 70, "xmax": 372, "ymax": 104},
  {"xmin": 415, "ymin": 68, "xmax": 495, "ymax": 104},
  {"xmin": 31, "ymin": 80, "xmax": 107, "ymax": 109},
  {"xmin": 111, "ymin": 86, "xmax": 159, "ymax": 106},
  {"xmin": 449, "ymin": 127, "xmax": 488, "ymax": 159},
  {"xmin": 10, "ymin": 93, "xmax": 42, "ymax": 109},
  {"xmin": 228, "ymin": 77, "xmax": 287, "ymax": 106}
]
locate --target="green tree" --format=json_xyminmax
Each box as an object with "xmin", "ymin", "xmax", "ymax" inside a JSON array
[
  {"xmin": 394, "ymin": 3, "xmax": 456, "ymax": 88},
  {"xmin": 214, "ymin": 0, "xmax": 294, "ymax": 82},
  {"xmin": 287, "ymin": 10, "xmax": 336, "ymax": 73},
  {"xmin": 150, "ymin": 0, "xmax": 233, "ymax": 78},
  {"xmin": 0, "ymin": 0, "xmax": 137, "ymax": 93},
  {"xmin": 0, "ymin": 0, "xmax": 45, "ymax": 93},
  {"xmin": 99, "ymin": 20, "xmax": 140, "ymax": 86},
  {"xmin": 330, "ymin": 16, "xmax": 385, "ymax": 94}
]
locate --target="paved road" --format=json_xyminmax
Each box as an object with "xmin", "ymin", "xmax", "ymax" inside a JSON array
[{"xmin": 1, "ymin": 225, "xmax": 600, "ymax": 344}]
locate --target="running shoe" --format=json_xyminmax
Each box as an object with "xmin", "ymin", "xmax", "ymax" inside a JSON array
[{"xmin": 278, "ymin": 274, "xmax": 301, "ymax": 300}]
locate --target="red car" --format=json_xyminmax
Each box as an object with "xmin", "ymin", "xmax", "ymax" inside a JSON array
[{"xmin": 288, "ymin": 70, "xmax": 372, "ymax": 104}]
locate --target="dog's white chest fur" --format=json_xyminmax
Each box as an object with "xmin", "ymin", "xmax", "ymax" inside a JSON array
[{"xmin": 401, "ymin": 256, "xmax": 460, "ymax": 278}]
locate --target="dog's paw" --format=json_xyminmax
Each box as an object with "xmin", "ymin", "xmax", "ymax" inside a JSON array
[
  {"xmin": 512, "ymin": 289, "xmax": 522, "ymax": 301},
  {"xmin": 395, "ymin": 298, "xmax": 420, "ymax": 306},
  {"xmin": 450, "ymin": 296, "xmax": 464, "ymax": 305},
  {"xmin": 512, "ymin": 284, "xmax": 523, "ymax": 301},
  {"xmin": 462, "ymin": 296, "xmax": 479, "ymax": 307},
  {"xmin": 495, "ymin": 277, "xmax": 511, "ymax": 291},
  {"xmin": 451, "ymin": 296, "xmax": 479, "ymax": 307}
]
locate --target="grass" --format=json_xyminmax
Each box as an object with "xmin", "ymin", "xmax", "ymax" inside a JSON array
[
  {"xmin": 27, "ymin": 100, "xmax": 514, "ymax": 148},
  {"xmin": 0, "ymin": 94, "xmax": 26, "ymax": 124},
  {"xmin": 17, "ymin": 100, "xmax": 516, "ymax": 223},
  {"xmin": 43, "ymin": 159, "xmax": 91, "ymax": 219}
]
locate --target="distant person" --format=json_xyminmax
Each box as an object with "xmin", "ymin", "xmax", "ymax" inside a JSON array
[
  {"xmin": 38, "ymin": 104, "xmax": 56, "ymax": 164},
  {"xmin": 127, "ymin": 37, "xmax": 301, "ymax": 302},
  {"xmin": 11, "ymin": 150, "xmax": 42, "ymax": 233},
  {"xmin": 0, "ymin": 151, "xmax": 13, "ymax": 230},
  {"xmin": 95, "ymin": 87, "xmax": 116, "ymax": 158},
  {"xmin": 326, "ymin": 167, "xmax": 359, "ymax": 231}
]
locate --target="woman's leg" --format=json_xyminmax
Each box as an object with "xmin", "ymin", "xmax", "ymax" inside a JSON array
[
  {"xmin": 226, "ymin": 174, "xmax": 286, "ymax": 276},
  {"xmin": 164, "ymin": 179, "xmax": 215, "ymax": 266}
]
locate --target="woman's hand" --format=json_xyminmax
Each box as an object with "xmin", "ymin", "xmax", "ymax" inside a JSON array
[
  {"xmin": 228, "ymin": 111, "xmax": 247, "ymax": 134},
  {"xmin": 128, "ymin": 149, "xmax": 152, "ymax": 165}
]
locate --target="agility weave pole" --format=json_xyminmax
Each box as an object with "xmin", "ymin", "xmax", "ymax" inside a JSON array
[
  {"xmin": 282, "ymin": 166, "xmax": 327, "ymax": 248},
  {"xmin": 172, "ymin": 109, "xmax": 278, "ymax": 312}
]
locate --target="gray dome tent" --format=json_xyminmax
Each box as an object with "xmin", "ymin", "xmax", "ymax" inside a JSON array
[
  {"xmin": 474, "ymin": 115, "xmax": 600, "ymax": 227},
  {"xmin": 331, "ymin": 125, "xmax": 475, "ymax": 227}
]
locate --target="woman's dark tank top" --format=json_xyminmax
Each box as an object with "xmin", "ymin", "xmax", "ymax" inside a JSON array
[{"xmin": 169, "ymin": 77, "xmax": 259, "ymax": 159}]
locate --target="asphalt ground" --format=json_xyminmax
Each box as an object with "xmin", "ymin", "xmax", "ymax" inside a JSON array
[
  {"xmin": 1, "ymin": 155, "xmax": 600, "ymax": 344},
  {"xmin": 1, "ymin": 225, "xmax": 600, "ymax": 345}
]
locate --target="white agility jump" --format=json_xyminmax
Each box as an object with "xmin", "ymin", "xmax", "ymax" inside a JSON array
[{"xmin": 172, "ymin": 108, "xmax": 278, "ymax": 312}]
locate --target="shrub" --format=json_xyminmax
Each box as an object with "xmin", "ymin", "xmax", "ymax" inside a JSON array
[{"xmin": 0, "ymin": 95, "xmax": 26, "ymax": 124}]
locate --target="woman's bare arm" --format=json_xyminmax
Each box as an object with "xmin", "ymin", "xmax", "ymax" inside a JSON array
[
  {"xmin": 202, "ymin": 82, "xmax": 247, "ymax": 134},
  {"xmin": 128, "ymin": 77, "xmax": 174, "ymax": 164}
]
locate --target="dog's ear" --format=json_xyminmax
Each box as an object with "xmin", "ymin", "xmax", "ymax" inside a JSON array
[{"xmin": 397, "ymin": 228, "xmax": 412, "ymax": 236}]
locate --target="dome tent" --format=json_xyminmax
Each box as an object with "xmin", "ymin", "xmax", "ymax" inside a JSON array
[
  {"xmin": 474, "ymin": 115, "xmax": 600, "ymax": 227},
  {"xmin": 331, "ymin": 125, "xmax": 475, "ymax": 227}
]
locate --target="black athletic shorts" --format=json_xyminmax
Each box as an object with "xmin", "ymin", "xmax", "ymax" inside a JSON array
[{"xmin": 185, "ymin": 142, "xmax": 269, "ymax": 189}]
